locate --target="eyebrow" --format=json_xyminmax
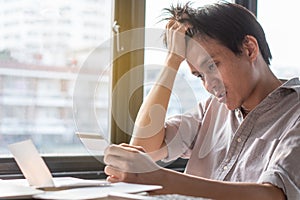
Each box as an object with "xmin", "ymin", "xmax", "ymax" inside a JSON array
[
  {"xmin": 190, "ymin": 55, "xmax": 215, "ymax": 75},
  {"xmin": 199, "ymin": 55, "xmax": 215, "ymax": 67},
  {"xmin": 191, "ymin": 55, "xmax": 215, "ymax": 76}
]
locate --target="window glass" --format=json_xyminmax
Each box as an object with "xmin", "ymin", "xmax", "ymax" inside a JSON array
[
  {"xmin": 257, "ymin": 0, "xmax": 300, "ymax": 78},
  {"xmin": 144, "ymin": 0, "xmax": 232, "ymax": 116},
  {"xmin": 0, "ymin": 0, "xmax": 113, "ymax": 155}
]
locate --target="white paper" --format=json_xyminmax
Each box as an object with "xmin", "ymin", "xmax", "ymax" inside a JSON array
[
  {"xmin": 52, "ymin": 177, "xmax": 110, "ymax": 188},
  {"xmin": 76, "ymin": 132, "xmax": 109, "ymax": 155},
  {"xmin": 34, "ymin": 182, "xmax": 162, "ymax": 200},
  {"xmin": 0, "ymin": 181, "xmax": 43, "ymax": 199}
]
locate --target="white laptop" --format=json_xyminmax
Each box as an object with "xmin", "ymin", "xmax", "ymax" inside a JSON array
[{"xmin": 8, "ymin": 139, "xmax": 110, "ymax": 189}]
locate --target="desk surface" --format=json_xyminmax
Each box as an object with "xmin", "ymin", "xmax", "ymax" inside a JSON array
[{"xmin": 0, "ymin": 179, "xmax": 211, "ymax": 200}]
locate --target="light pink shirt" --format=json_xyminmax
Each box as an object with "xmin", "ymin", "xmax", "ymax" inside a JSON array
[{"xmin": 163, "ymin": 78, "xmax": 300, "ymax": 199}]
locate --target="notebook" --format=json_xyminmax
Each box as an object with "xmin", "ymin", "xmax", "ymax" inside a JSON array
[{"xmin": 8, "ymin": 139, "xmax": 110, "ymax": 189}]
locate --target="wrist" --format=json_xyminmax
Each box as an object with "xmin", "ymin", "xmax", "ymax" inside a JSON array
[
  {"xmin": 137, "ymin": 167, "xmax": 164, "ymax": 184},
  {"xmin": 165, "ymin": 54, "xmax": 184, "ymax": 70}
]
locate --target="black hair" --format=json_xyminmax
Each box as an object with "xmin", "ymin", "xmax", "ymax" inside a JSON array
[{"xmin": 163, "ymin": 2, "xmax": 272, "ymax": 65}]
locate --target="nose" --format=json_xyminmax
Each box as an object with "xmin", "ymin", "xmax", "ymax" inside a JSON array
[{"xmin": 204, "ymin": 75, "xmax": 219, "ymax": 95}]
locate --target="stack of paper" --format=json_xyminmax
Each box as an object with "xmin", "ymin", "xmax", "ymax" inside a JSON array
[
  {"xmin": 34, "ymin": 182, "xmax": 161, "ymax": 199},
  {"xmin": 0, "ymin": 180, "xmax": 161, "ymax": 199},
  {"xmin": 2, "ymin": 139, "xmax": 163, "ymax": 199},
  {"xmin": 0, "ymin": 181, "xmax": 43, "ymax": 199}
]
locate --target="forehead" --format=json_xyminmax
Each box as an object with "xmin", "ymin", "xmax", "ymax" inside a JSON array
[{"xmin": 186, "ymin": 36, "xmax": 225, "ymax": 67}]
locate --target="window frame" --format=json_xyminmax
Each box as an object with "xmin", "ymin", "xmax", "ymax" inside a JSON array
[{"xmin": 110, "ymin": 0, "xmax": 145, "ymax": 144}]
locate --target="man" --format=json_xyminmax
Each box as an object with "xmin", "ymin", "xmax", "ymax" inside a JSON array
[{"xmin": 104, "ymin": 2, "xmax": 299, "ymax": 199}]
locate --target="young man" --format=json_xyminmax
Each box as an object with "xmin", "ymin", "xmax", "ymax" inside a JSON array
[{"xmin": 104, "ymin": 2, "xmax": 299, "ymax": 199}]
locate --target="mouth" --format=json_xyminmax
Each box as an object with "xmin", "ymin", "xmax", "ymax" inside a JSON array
[{"xmin": 215, "ymin": 91, "xmax": 226, "ymax": 103}]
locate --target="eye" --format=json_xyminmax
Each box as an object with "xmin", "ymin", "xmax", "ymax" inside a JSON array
[{"xmin": 208, "ymin": 63, "xmax": 216, "ymax": 71}]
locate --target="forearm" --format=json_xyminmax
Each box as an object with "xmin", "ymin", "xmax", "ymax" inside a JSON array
[
  {"xmin": 130, "ymin": 58, "xmax": 181, "ymax": 153},
  {"xmin": 143, "ymin": 168, "xmax": 285, "ymax": 200}
]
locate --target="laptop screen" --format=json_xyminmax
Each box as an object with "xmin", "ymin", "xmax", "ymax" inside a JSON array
[{"xmin": 8, "ymin": 140, "xmax": 55, "ymax": 188}]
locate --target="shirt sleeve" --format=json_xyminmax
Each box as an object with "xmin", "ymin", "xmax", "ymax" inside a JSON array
[
  {"xmin": 161, "ymin": 101, "xmax": 206, "ymax": 162},
  {"xmin": 258, "ymin": 117, "xmax": 300, "ymax": 200}
]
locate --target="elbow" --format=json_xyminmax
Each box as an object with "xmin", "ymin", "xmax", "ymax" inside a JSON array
[{"xmin": 264, "ymin": 184, "xmax": 286, "ymax": 200}]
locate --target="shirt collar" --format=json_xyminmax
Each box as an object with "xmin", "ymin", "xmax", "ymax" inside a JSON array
[{"xmin": 279, "ymin": 77, "xmax": 300, "ymax": 100}]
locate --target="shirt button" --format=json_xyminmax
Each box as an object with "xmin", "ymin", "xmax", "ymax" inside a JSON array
[
  {"xmin": 223, "ymin": 166, "xmax": 228, "ymax": 170},
  {"xmin": 237, "ymin": 138, "xmax": 242, "ymax": 143}
]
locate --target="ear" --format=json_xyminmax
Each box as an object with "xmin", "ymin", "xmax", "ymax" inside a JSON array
[{"xmin": 242, "ymin": 35, "xmax": 259, "ymax": 62}]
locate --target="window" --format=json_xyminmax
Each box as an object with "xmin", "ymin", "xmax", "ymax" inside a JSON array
[
  {"xmin": 257, "ymin": 0, "xmax": 300, "ymax": 78},
  {"xmin": 0, "ymin": 0, "xmax": 113, "ymax": 167},
  {"xmin": 0, "ymin": 0, "xmax": 146, "ymax": 179},
  {"xmin": 0, "ymin": 0, "xmax": 113, "ymax": 156}
]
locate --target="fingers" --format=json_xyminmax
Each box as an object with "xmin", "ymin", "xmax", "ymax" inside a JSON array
[
  {"xmin": 106, "ymin": 176, "xmax": 119, "ymax": 183},
  {"xmin": 166, "ymin": 20, "xmax": 176, "ymax": 29},
  {"xmin": 105, "ymin": 166, "xmax": 122, "ymax": 182},
  {"xmin": 104, "ymin": 144, "xmax": 139, "ymax": 170},
  {"xmin": 120, "ymin": 143, "xmax": 146, "ymax": 152},
  {"xmin": 104, "ymin": 165, "xmax": 138, "ymax": 183},
  {"xmin": 104, "ymin": 144, "xmax": 139, "ymax": 158},
  {"xmin": 166, "ymin": 20, "xmax": 189, "ymax": 33},
  {"xmin": 166, "ymin": 19, "xmax": 186, "ymax": 29},
  {"xmin": 165, "ymin": 20, "xmax": 187, "ymax": 61},
  {"xmin": 104, "ymin": 153, "xmax": 122, "ymax": 169},
  {"xmin": 104, "ymin": 144, "xmax": 161, "ymax": 174}
]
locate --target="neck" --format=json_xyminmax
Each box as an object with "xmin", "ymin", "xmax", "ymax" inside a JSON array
[
  {"xmin": 240, "ymin": 106, "xmax": 251, "ymax": 117},
  {"xmin": 242, "ymin": 63, "xmax": 282, "ymax": 112}
]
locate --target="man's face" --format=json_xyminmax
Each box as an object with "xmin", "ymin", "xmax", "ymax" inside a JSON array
[{"xmin": 186, "ymin": 36, "xmax": 257, "ymax": 110}]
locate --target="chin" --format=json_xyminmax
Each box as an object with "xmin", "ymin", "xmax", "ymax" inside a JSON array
[{"xmin": 224, "ymin": 102, "xmax": 237, "ymax": 111}]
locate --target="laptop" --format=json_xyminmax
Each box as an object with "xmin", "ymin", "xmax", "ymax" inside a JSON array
[{"xmin": 8, "ymin": 139, "xmax": 110, "ymax": 189}]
